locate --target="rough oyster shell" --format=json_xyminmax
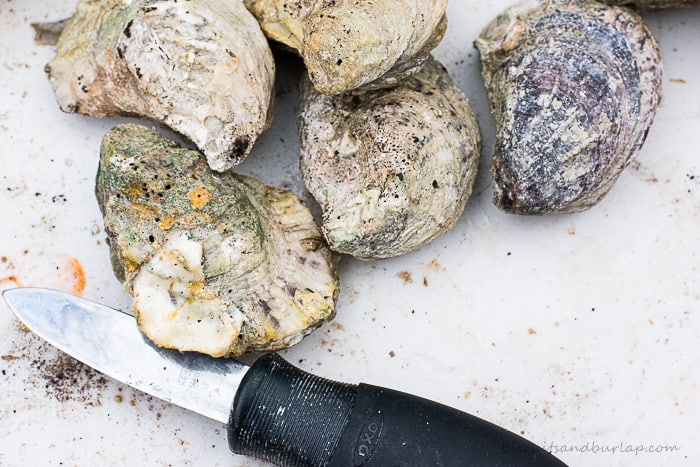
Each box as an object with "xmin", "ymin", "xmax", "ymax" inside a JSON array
[
  {"xmin": 299, "ymin": 56, "xmax": 481, "ymax": 259},
  {"xmin": 475, "ymin": 0, "xmax": 662, "ymax": 215},
  {"xmin": 244, "ymin": 0, "xmax": 447, "ymax": 95},
  {"xmin": 601, "ymin": 0, "xmax": 700, "ymax": 9},
  {"xmin": 46, "ymin": 0, "xmax": 275, "ymax": 172},
  {"xmin": 96, "ymin": 124, "xmax": 338, "ymax": 358}
]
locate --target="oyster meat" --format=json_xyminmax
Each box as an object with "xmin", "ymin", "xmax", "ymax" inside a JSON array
[
  {"xmin": 299, "ymin": 57, "xmax": 481, "ymax": 259},
  {"xmin": 244, "ymin": 0, "xmax": 447, "ymax": 94},
  {"xmin": 96, "ymin": 123, "xmax": 338, "ymax": 357},
  {"xmin": 600, "ymin": 0, "xmax": 700, "ymax": 9},
  {"xmin": 475, "ymin": 0, "xmax": 662, "ymax": 215},
  {"xmin": 46, "ymin": 0, "xmax": 275, "ymax": 172}
]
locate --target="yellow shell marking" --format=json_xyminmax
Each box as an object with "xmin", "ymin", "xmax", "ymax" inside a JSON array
[{"xmin": 188, "ymin": 187, "xmax": 212, "ymax": 210}]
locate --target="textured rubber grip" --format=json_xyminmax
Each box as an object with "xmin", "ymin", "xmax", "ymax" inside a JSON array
[
  {"xmin": 228, "ymin": 353, "xmax": 568, "ymax": 467},
  {"xmin": 228, "ymin": 353, "xmax": 358, "ymax": 466}
]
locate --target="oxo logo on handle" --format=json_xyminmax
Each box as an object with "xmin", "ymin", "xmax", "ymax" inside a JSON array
[{"xmin": 354, "ymin": 412, "xmax": 384, "ymax": 466}]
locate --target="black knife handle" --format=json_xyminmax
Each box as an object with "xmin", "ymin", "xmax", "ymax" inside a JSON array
[{"xmin": 228, "ymin": 353, "xmax": 567, "ymax": 467}]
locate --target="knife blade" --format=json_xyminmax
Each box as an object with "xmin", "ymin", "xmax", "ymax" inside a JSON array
[{"xmin": 3, "ymin": 287, "xmax": 568, "ymax": 467}]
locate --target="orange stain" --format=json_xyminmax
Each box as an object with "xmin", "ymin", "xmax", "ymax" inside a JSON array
[
  {"xmin": 0, "ymin": 276, "xmax": 22, "ymax": 287},
  {"xmin": 65, "ymin": 256, "xmax": 86, "ymax": 296},
  {"xmin": 0, "ymin": 255, "xmax": 85, "ymax": 296}
]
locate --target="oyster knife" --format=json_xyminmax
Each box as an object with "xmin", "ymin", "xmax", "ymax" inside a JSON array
[{"xmin": 3, "ymin": 287, "xmax": 567, "ymax": 467}]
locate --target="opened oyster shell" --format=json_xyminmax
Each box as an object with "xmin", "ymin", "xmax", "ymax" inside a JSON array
[
  {"xmin": 244, "ymin": 0, "xmax": 447, "ymax": 94},
  {"xmin": 46, "ymin": 0, "xmax": 274, "ymax": 172},
  {"xmin": 299, "ymin": 56, "xmax": 481, "ymax": 259},
  {"xmin": 96, "ymin": 124, "xmax": 338, "ymax": 358},
  {"xmin": 475, "ymin": 0, "xmax": 662, "ymax": 215}
]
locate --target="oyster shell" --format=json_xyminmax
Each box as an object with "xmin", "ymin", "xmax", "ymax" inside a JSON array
[
  {"xmin": 601, "ymin": 0, "xmax": 700, "ymax": 9},
  {"xmin": 244, "ymin": 0, "xmax": 447, "ymax": 94},
  {"xmin": 299, "ymin": 56, "xmax": 481, "ymax": 259},
  {"xmin": 475, "ymin": 0, "xmax": 662, "ymax": 215},
  {"xmin": 96, "ymin": 123, "xmax": 338, "ymax": 358},
  {"xmin": 46, "ymin": 0, "xmax": 275, "ymax": 172}
]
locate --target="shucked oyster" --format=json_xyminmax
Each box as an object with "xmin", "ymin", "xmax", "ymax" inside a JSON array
[
  {"xmin": 299, "ymin": 57, "xmax": 481, "ymax": 259},
  {"xmin": 46, "ymin": 0, "xmax": 274, "ymax": 172},
  {"xmin": 244, "ymin": 0, "xmax": 447, "ymax": 94},
  {"xmin": 601, "ymin": 0, "xmax": 700, "ymax": 9},
  {"xmin": 475, "ymin": 0, "xmax": 662, "ymax": 215},
  {"xmin": 96, "ymin": 124, "xmax": 338, "ymax": 357}
]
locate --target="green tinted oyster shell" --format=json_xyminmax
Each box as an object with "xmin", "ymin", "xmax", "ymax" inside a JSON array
[
  {"xmin": 96, "ymin": 124, "xmax": 338, "ymax": 357},
  {"xmin": 46, "ymin": 0, "xmax": 274, "ymax": 172},
  {"xmin": 299, "ymin": 56, "xmax": 481, "ymax": 259}
]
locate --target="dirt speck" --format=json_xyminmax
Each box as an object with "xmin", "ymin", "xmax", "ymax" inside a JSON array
[
  {"xmin": 397, "ymin": 271, "xmax": 413, "ymax": 284},
  {"xmin": 1, "ymin": 325, "xmax": 108, "ymax": 406},
  {"xmin": 38, "ymin": 349, "xmax": 107, "ymax": 404},
  {"xmin": 629, "ymin": 161, "xmax": 662, "ymax": 185},
  {"xmin": 388, "ymin": 350, "xmax": 396, "ymax": 358},
  {"xmin": 426, "ymin": 259, "xmax": 442, "ymax": 271},
  {"xmin": 528, "ymin": 328, "xmax": 537, "ymax": 335}
]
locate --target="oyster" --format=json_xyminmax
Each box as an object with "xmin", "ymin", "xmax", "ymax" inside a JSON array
[
  {"xmin": 475, "ymin": 0, "xmax": 662, "ymax": 215},
  {"xmin": 96, "ymin": 123, "xmax": 338, "ymax": 358},
  {"xmin": 601, "ymin": 0, "xmax": 700, "ymax": 8},
  {"xmin": 244, "ymin": 0, "xmax": 447, "ymax": 94},
  {"xmin": 299, "ymin": 56, "xmax": 481, "ymax": 259},
  {"xmin": 46, "ymin": 0, "xmax": 275, "ymax": 172}
]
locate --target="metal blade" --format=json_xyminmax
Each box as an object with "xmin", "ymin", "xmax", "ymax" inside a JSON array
[{"xmin": 2, "ymin": 287, "xmax": 248, "ymax": 424}]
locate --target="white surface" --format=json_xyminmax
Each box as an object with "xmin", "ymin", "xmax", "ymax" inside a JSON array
[{"xmin": 1, "ymin": 2, "xmax": 699, "ymax": 466}]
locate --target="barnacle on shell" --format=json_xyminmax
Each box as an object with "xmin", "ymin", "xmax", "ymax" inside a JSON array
[
  {"xmin": 96, "ymin": 124, "xmax": 338, "ymax": 358},
  {"xmin": 299, "ymin": 57, "xmax": 481, "ymax": 259},
  {"xmin": 244, "ymin": 0, "xmax": 447, "ymax": 95},
  {"xmin": 475, "ymin": 0, "xmax": 662, "ymax": 215},
  {"xmin": 45, "ymin": 0, "xmax": 275, "ymax": 172}
]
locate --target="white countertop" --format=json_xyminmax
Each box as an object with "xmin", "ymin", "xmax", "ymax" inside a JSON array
[{"xmin": 1, "ymin": 1, "xmax": 699, "ymax": 466}]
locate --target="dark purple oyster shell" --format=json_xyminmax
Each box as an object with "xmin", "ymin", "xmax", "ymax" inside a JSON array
[
  {"xmin": 601, "ymin": 0, "xmax": 700, "ymax": 10},
  {"xmin": 475, "ymin": 0, "xmax": 662, "ymax": 215}
]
